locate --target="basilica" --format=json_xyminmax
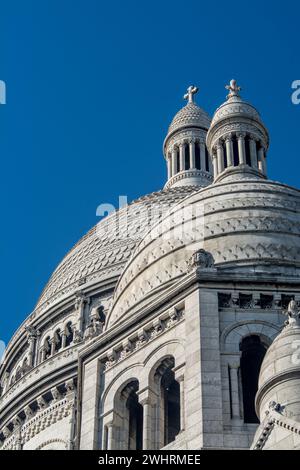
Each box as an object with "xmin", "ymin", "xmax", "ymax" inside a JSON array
[{"xmin": 1, "ymin": 80, "xmax": 300, "ymax": 451}]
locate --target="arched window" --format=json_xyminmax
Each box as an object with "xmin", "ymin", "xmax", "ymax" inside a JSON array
[
  {"xmin": 245, "ymin": 135, "xmax": 251, "ymax": 166},
  {"xmin": 154, "ymin": 357, "xmax": 181, "ymax": 447},
  {"xmin": 184, "ymin": 143, "xmax": 190, "ymax": 170},
  {"xmin": 195, "ymin": 142, "xmax": 201, "ymax": 170},
  {"xmin": 126, "ymin": 382, "xmax": 143, "ymax": 450},
  {"xmin": 176, "ymin": 150, "xmax": 180, "ymax": 174},
  {"xmin": 232, "ymin": 134, "xmax": 239, "ymax": 166},
  {"xmin": 161, "ymin": 368, "xmax": 180, "ymax": 445},
  {"xmin": 223, "ymin": 142, "xmax": 228, "ymax": 168},
  {"xmin": 114, "ymin": 380, "xmax": 143, "ymax": 450},
  {"xmin": 240, "ymin": 335, "xmax": 267, "ymax": 423}
]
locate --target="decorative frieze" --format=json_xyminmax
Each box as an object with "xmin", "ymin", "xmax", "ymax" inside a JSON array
[{"xmin": 104, "ymin": 308, "xmax": 185, "ymax": 370}]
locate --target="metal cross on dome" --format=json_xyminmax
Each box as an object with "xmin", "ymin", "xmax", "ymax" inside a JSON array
[
  {"xmin": 183, "ymin": 85, "xmax": 198, "ymax": 104},
  {"xmin": 225, "ymin": 79, "xmax": 241, "ymax": 99}
]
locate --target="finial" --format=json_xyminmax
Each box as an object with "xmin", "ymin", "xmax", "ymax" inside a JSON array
[
  {"xmin": 225, "ymin": 79, "xmax": 241, "ymax": 100},
  {"xmin": 183, "ymin": 85, "xmax": 198, "ymax": 104},
  {"xmin": 284, "ymin": 300, "xmax": 300, "ymax": 327}
]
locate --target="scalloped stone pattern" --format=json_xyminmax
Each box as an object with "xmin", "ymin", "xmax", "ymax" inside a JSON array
[
  {"xmin": 35, "ymin": 186, "xmax": 198, "ymax": 311},
  {"xmin": 167, "ymin": 102, "xmax": 211, "ymax": 134},
  {"xmin": 211, "ymin": 97, "xmax": 262, "ymax": 126}
]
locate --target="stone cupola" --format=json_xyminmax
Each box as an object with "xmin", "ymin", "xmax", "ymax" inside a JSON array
[
  {"xmin": 206, "ymin": 80, "xmax": 269, "ymax": 183},
  {"xmin": 163, "ymin": 86, "xmax": 213, "ymax": 189}
]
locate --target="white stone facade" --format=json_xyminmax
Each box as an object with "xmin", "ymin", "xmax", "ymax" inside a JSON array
[{"xmin": 0, "ymin": 82, "xmax": 299, "ymax": 450}]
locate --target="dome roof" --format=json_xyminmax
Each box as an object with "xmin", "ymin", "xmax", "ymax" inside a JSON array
[
  {"xmin": 108, "ymin": 178, "xmax": 300, "ymax": 326},
  {"xmin": 167, "ymin": 102, "xmax": 211, "ymax": 136},
  {"xmin": 211, "ymin": 95, "xmax": 262, "ymax": 127},
  {"xmin": 258, "ymin": 307, "xmax": 300, "ymax": 390},
  {"xmin": 34, "ymin": 186, "xmax": 197, "ymax": 313}
]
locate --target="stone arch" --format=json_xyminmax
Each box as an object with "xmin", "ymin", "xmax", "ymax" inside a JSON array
[
  {"xmin": 101, "ymin": 364, "xmax": 144, "ymax": 415},
  {"xmin": 36, "ymin": 438, "xmax": 67, "ymax": 450},
  {"xmin": 221, "ymin": 320, "xmax": 280, "ymax": 353}
]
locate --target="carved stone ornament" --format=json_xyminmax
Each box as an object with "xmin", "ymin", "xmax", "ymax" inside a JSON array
[
  {"xmin": 284, "ymin": 300, "xmax": 300, "ymax": 327},
  {"xmin": 189, "ymin": 249, "xmax": 215, "ymax": 270}
]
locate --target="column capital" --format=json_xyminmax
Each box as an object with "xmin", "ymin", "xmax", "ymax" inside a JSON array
[{"xmin": 237, "ymin": 131, "xmax": 246, "ymax": 140}]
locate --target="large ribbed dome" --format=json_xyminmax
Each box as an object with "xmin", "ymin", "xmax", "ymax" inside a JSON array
[
  {"xmin": 34, "ymin": 186, "xmax": 197, "ymax": 313},
  {"xmin": 167, "ymin": 102, "xmax": 211, "ymax": 135}
]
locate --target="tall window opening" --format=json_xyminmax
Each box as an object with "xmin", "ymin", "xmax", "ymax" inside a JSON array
[
  {"xmin": 240, "ymin": 335, "xmax": 267, "ymax": 423},
  {"xmin": 184, "ymin": 143, "xmax": 190, "ymax": 170},
  {"xmin": 161, "ymin": 368, "xmax": 180, "ymax": 445},
  {"xmin": 232, "ymin": 134, "xmax": 239, "ymax": 166},
  {"xmin": 127, "ymin": 384, "xmax": 143, "ymax": 450},
  {"xmin": 245, "ymin": 135, "xmax": 251, "ymax": 166},
  {"xmin": 195, "ymin": 143, "xmax": 201, "ymax": 169}
]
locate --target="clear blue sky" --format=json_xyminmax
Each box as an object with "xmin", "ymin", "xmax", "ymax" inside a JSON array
[{"xmin": 0, "ymin": 0, "xmax": 299, "ymax": 343}]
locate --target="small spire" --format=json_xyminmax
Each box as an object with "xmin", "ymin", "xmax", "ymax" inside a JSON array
[
  {"xmin": 183, "ymin": 85, "xmax": 198, "ymax": 104},
  {"xmin": 225, "ymin": 79, "xmax": 241, "ymax": 100}
]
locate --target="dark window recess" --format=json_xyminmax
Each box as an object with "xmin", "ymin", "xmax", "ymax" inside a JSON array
[
  {"xmin": 260, "ymin": 294, "xmax": 273, "ymax": 309},
  {"xmin": 232, "ymin": 134, "xmax": 239, "ymax": 166},
  {"xmin": 176, "ymin": 151, "xmax": 180, "ymax": 173},
  {"xmin": 240, "ymin": 336, "xmax": 267, "ymax": 423},
  {"xmin": 218, "ymin": 292, "xmax": 231, "ymax": 308},
  {"xmin": 245, "ymin": 135, "xmax": 251, "ymax": 166},
  {"xmin": 162, "ymin": 368, "xmax": 181, "ymax": 446},
  {"xmin": 239, "ymin": 294, "xmax": 253, "ymax": 309},
  {"xmin": 205, "ymin": 146, "xmax": 209, "ymax": 171},
  {"xmin": 281, "ymin": 294, "xmax": 294, "ymax": 309},
  {"xmin": 127, "ymin": 385, "xmax": 143, "ymax": 450},
  {"xmin": 195, "ymin": 143, "xmax": 201, "ymax": 169},
  {"xmin": 185, "ymin": 144, "xmax": 190, "ymax": 170}
]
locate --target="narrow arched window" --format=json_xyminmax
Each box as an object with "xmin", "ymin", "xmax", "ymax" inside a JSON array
[
  {"xmin": 232, "ymin": 134, "xmax": 239, "ymax": 166},
  {"xmin": 240, "ymin": 335, "xmax": 267, "ymax": 423},
  {"xmin": 223, "ymin": 142, "xmax": 228, "ymax": 168},
  {"xmin": 176, "ymin": 150, "xmax": 180, "ymax": 174},
  {"xmin": 127, "ymin": 384, "xmax": 143, "ymax": 450},
  {"xmin": 195, "ymin": 142, "xmax": 201, "ymax": 170},
  {"xmin": 245, "ymin": 135, "xmax": 251, "ymax": 166},
  {"xmin": 184, "ymin": 143, "xmax": 190, "ymax": 170}
]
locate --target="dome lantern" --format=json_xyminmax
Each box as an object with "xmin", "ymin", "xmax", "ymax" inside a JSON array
[
  {"xmin": 206, "ymin": 80, "xmax": 270, "ymax": 183},
  {"xmin": 163, "ymin": 86, "xmax": 213, "ymax": 189}
]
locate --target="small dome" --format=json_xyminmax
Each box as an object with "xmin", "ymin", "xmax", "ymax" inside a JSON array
[
  {"xmin": 211, "ymin": 95, "xmax": 262, "ymax": 127},
  {"xmin": 167, "ymin": 102, "xmax": 211, "ymax": 136},
  {"xmin": 258, "ymin": 308, "xmax": 300, "ymax": 390}
]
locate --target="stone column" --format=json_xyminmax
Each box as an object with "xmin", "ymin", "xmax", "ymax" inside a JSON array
[
  {"xmin": 179, "ymin": 143, "xmax": 185, "ymax": 171},
  {"xmin": 200, "ymin": 142, "xmax": 206, "ymax": 171},
  {"xmin": 225, "ymin": 135, "xmax": 234, "ymax": 167},
  {"xmin": 142, "ymin": 399, "xmax": 152, "ymax": 450},
  {"xmin": 172, "ymin": 148, "xmax": 177, "ymax": 176},
  {"xmin": 40, "ymin": 347, "xmax": 46, "ymax": 362},
  {"xmin": 249, "ymin": 137, "xmax": 258, "ymax": 169},
  {"xmin": 175, "ymin": 373, "xmax": 185, "ymax": 431},
  {"xmin": 217, "ymin": 143, "xmax": 224, "ymax": 173},
  {"xmin": 61, "ymin": 332, "xmax": 67, "ymax": 349},
  {"xmin": 237, "ymin": 133, "xmax": 246, "ymax": 165},
  {"xmin": 189, "ymin": 140, "xmax": 195, "ymax": 169},
  {"xmin": 107, "ymin": 423, "xmax": 114, "ymax": 450},
  {"xmin": 212, "ymin": 152, "xmax": 218, "ymax": 179},
  {"xmin": 50, "ymin": 338, "xmax": 56, "ymax": 356},
  {"xmin": 258, "ymin": 147, "xmax": 267, "ymax": 175},
  {"xmin": 167, "ymin": 154, "xmax": 172, "ymax": 178},
  {"xmin": 229, "ymin": 363, "xmax": 241, "ymax": 420}
]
